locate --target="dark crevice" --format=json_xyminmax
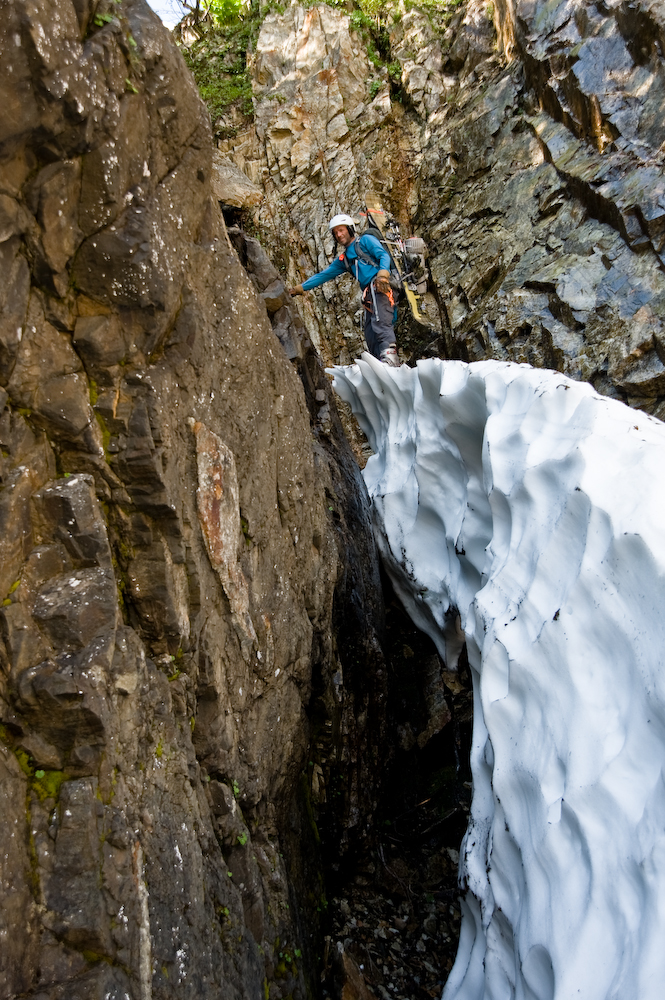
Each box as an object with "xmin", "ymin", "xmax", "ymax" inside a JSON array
[
  {"xmin": 319, "ymin": 573, "xmax": 473, "ymax": 1000},
  {"xmin": 229, "ymin": 222, "xmax": 472, "ymax": 997}
]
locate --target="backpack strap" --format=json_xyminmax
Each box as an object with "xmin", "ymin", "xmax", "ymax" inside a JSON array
[
  {"xmin": 354, "ymin": 238, "xmax": 381, "ymax": 268},
  {"xmin": 341, "ymin": 238, "xmax": 381, "ymax": 280},
  {"xmin": 340, "ymin": 249, "xmax": 359, "ymax": 281}
]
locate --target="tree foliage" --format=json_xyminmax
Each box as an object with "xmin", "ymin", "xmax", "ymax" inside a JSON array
[{"xmin": 206, "ymin": 0, "xmax": 246, "ymax": 25}]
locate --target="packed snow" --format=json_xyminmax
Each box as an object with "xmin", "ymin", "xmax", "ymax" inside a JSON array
[{"xmin": 330, "ymin": 354, "xmax": 665, "ymax": 1000}]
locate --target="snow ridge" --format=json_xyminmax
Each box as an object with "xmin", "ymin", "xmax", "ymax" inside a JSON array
[{"xmin": 330, "ymin": 354, "xmax": 665, "ymax": 1000}]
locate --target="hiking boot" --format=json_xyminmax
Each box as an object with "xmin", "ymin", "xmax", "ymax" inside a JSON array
[{"xmin": 379, "ymin": 347, "xmax": 400, "ymax": 367}]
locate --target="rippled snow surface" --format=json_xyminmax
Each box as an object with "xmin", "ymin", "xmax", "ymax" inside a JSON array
[{"xmin": 330, "ymin": 355, "xmax": 665, "ymax": 1000}]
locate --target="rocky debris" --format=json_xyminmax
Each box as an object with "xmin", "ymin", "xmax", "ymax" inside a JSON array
[
  {"xmin": 328, "ymin": 881, "xmax": 461, "ymax": 1000},
  {"xmin": 0, "ymin": 2, "xmax": 389, "ymax": 998}
]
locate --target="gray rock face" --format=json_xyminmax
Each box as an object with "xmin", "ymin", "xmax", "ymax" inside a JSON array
[
  {"xmin": 422, "ymin": 0, "xmax": 665, "ymax": 415},
  {"xmin": 0, "ymin": 3, "xmax": 387, "ymax": 998}
]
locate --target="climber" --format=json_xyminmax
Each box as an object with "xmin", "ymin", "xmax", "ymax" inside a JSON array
[{"xmin": 289, "ymin": 214, "xmax": 400, "ymax": 367}]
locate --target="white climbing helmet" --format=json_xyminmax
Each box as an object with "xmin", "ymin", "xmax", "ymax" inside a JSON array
[{"xmin": 328, "ymin": 213, "xmax": 356, "ymax": 231}]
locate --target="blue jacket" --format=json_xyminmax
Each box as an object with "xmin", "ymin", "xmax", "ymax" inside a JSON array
[{"xmin": 302, "ymin": 234, "xmax": 391, "ymax": 292}]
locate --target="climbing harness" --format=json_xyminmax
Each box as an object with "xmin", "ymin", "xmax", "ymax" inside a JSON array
[{"xmin": 363, "ymin": 279, "xmax": 395, "ymax": 317}]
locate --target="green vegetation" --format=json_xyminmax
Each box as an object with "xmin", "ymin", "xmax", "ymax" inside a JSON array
[
  {"xmin": 206, "ymin": 0, "xmax": 247, "ymax": 22},
  {"xmin": 348, "ymin": 5, "xmax": 394, "ymax": 84},
  {"xmin": 33, "ymin": 768, "xmax": 66, "ymax": 802},
  {"xmin": 408, "ymin": 0, "xmax": 467, "ymax": 35},
  {"xmin": 0, "ymin": 727, "xmax": 67, "ymax": 802},
  {"xmin": 354, "ymin": 0, "xmax": 385, "ymax": 17},
  {"xmin": 353, "ymin": 0, "xmax": 466, "ymax": 29},
  {"xmin": 240, "ymin": 515, "xmax": 252, "ymax": 545},
  {"xmin": 167, "ymin": 648, "xmax": 184, "ymax": 681},
  {"xmin": 80, "ymin": 948, "xmax": 113, "ymax": 965},
  {"xmin": 3, "ymin": 578, "xmax": 21, "ymax": 604},
  {"xmin": 178, "ymin": 0, "xmax": 265, "ymax": 139},
  {"xmin": 183, "ymin": 47, "xmax": 253, "ymax": 131},
  {"xmin": 388, "ymin": 59, "xmax": 402, "ymax": 81},
  {"xmin": 350, "ymin": 8, "xmax": 375, "ymax": 32}
]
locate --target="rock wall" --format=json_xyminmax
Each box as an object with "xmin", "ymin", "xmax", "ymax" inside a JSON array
[
  {"xmin": 0, "ymin": 3, "xmax": 387, "ymax": 998},
  {"xmin": 419, "ymin": 0, "xmax": 665, "ymax": 414},
  {"xmin": 220, "ymin": 3, "xmax": 445, "ymax": 368},
  {"xmin": 222, "ymin": 0, "xmax": 665, "ymax": 416}
]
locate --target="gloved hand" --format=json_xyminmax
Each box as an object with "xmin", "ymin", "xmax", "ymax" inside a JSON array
[
  {"xmin": 289, "ymin": 284, "xmax": 304, "ymax": 296},
  {"xmin": 375, "ymin": 269, "xmax": 391, "ymax": 296}
]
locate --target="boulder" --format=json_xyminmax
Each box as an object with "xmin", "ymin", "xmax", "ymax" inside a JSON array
[{"xmin": 211, "ymin": 150, "xmax": 264, "ymax": 207}]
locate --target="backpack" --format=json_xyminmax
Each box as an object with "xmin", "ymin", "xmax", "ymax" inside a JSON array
[{"xmin": 341, "ymin": 229, "xmax": 404, "ymax": 295}]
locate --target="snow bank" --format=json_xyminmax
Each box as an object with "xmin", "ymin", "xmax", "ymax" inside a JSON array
[{"xmin": 330, "ymin": 354, "xmax": 665, "ymax": 1000}]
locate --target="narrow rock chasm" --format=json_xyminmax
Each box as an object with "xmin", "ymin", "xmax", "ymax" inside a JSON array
[
  {"xmin": 229, "ymin": 213, "xmax": 471, "ymax": 998},
  {"xmin": 3, "ymin": 0, "xmax": 665, "ymax": 996},
  {"xmin": 320, "ymin": 575, "xmax": 473, "ymax": 1000},
  {"xmin": 214, "ymin": 0, "xmax": 665, "ymax": 413}
]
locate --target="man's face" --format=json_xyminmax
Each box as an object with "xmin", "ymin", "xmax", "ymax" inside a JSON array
[{"xmin": 332, "ymin": 225, "xmax": 352, "ymax": 246}]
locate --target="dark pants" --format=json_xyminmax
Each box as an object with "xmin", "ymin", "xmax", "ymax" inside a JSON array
[{"xmin": 363, "ymin": 283, "xmax": 397, "ymax": 358}]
